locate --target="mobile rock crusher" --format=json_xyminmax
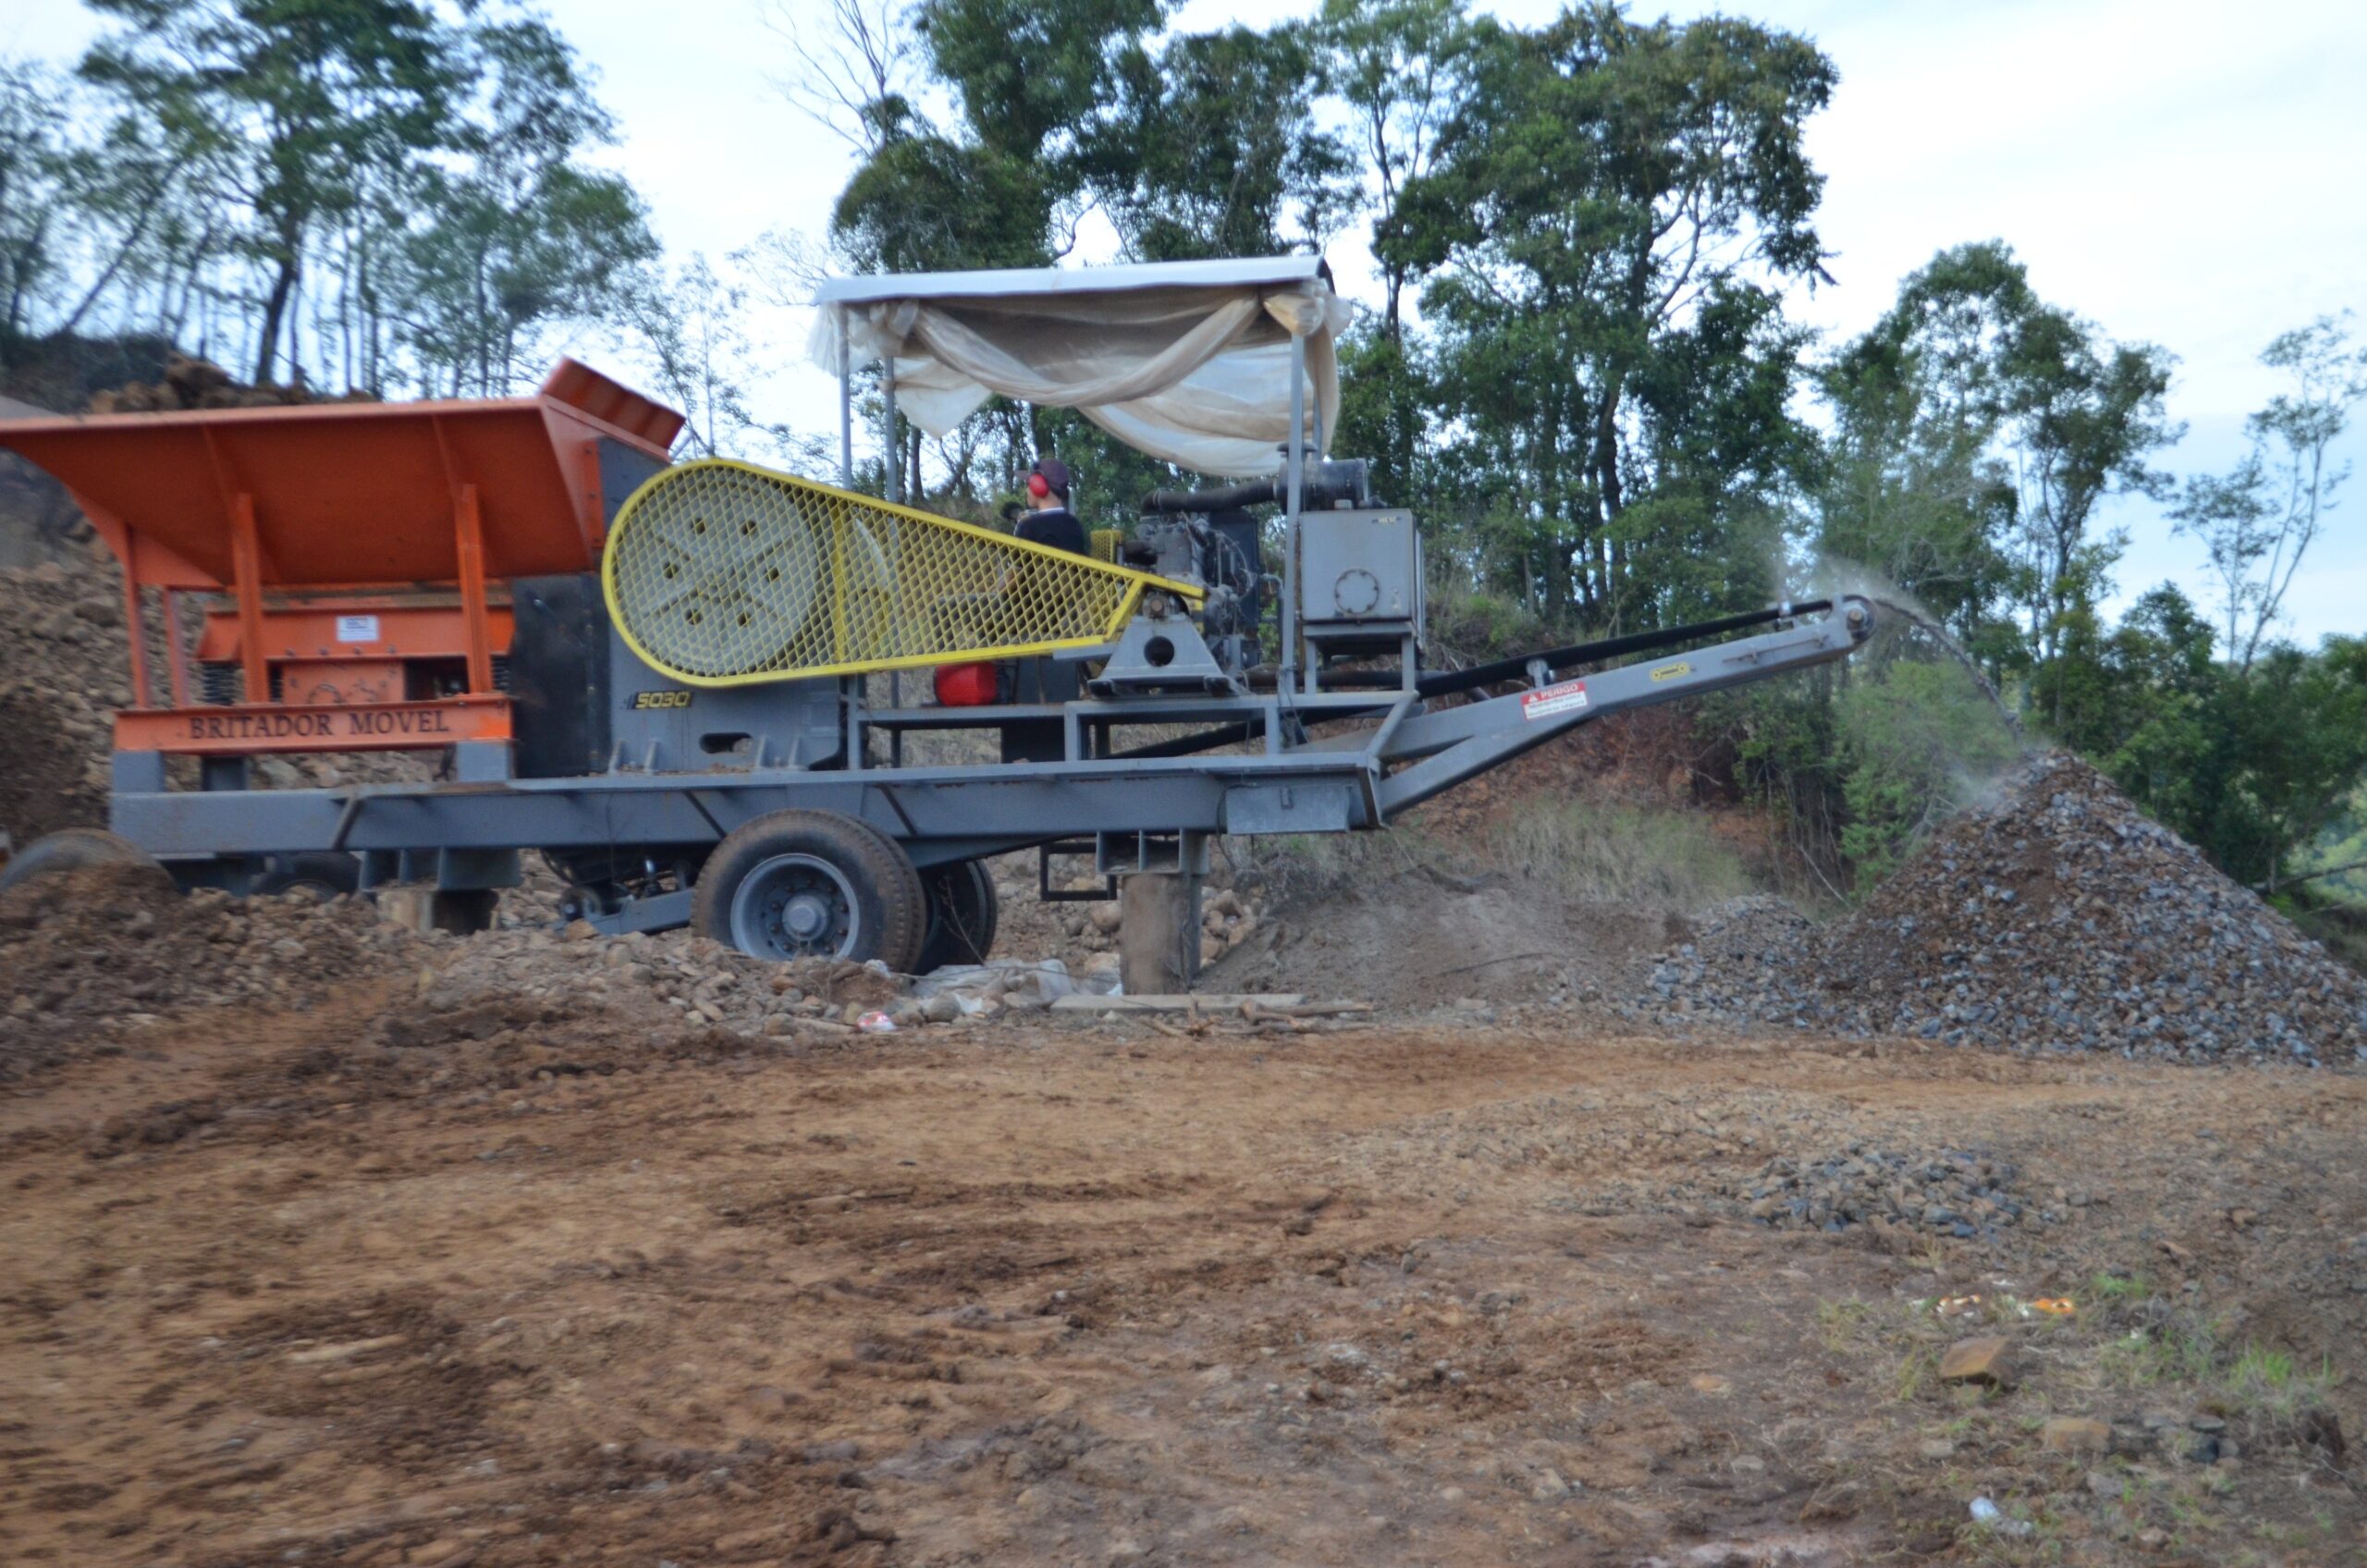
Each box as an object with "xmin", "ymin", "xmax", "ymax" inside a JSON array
[{"xmin": 0, "ymin": 257, "xmax": 1871, "ymax": 987}]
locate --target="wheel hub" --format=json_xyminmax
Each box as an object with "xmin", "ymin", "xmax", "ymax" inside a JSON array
[
  {"xmin": 730, "ymin": 851, "xmax": 862, "ymax": 961},
  {"xmin": 779, "ymin": 891, "xmax": 833, "ymax": 942}
]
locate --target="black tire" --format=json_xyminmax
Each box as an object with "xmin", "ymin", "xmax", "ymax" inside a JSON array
[
  {"xmin": 252, "ymin": 851, "xmax": 362, "ymax": 899},
  {"xmin": 0, "ymin": 827, "xmax": 172, "ymax": 896},
  {"xmin": 916, "ymin": 860, "xmax": 999, "ymax": 973},
  {"xmin": 692, "ymin": 809, "xmax": 927, "ymax": 970}
]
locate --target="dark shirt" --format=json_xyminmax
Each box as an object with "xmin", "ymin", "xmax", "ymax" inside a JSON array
[{"xmin": 1015, "ymin": 507, "xmax": 1088, "ymax": 557}]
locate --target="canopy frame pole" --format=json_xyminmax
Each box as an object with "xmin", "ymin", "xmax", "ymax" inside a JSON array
[
  {"xmin": 1283, "ymin": 329, "xmax": 1306, "ymax": 696},
  {"xmin": 883, "ymin": 373, "xmax": 901, "ymax": 503},
  {"xmin": 837, "ymin": 306, "xmax": 852, "ymax": 487}
]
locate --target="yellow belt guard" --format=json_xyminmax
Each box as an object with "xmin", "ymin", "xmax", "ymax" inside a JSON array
[{"xmin": 603, "ymin": 458, "xmax": 1201, "ymax": 686}]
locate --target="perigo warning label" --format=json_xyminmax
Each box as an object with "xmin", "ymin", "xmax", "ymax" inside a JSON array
[{"xmin": 1520, "ymin": 678, "xmax": 1589, "ymax": 721}]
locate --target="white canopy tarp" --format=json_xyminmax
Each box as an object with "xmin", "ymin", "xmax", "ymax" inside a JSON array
[{"xmin": 808, "ymin": 263, "xmax": 1350, "ymax": 478}]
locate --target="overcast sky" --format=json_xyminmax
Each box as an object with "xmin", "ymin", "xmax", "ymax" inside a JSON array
[{"xmin": 6, "ymin": 0, "xmax": 2362, "ymax": 643}]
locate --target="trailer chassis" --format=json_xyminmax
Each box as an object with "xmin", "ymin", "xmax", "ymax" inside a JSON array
[{"xmin": 109, "ymin": 598, "xmax": 1871, "ymax": 937}]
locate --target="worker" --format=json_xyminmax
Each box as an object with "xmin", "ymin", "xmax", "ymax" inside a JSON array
[
  {"xmin": 1001, "ymin": 455, "xmax": 1085, "ymax": 760},
  {"xmin": 1013, "ymin": 457, "xmax": 1087, "ymax": 556}
]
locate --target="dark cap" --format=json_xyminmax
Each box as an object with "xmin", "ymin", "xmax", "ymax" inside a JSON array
[{"xmin": 1030, "ymin": 456, "xmax": 1071, "ymax": 499}]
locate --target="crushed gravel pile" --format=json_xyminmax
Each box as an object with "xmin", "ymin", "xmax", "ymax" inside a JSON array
[
  {"xmin": 1720, "ymin": 1145, "xmax": 2042, "ymax": 1244},
  {"xmin": 1635, "ymin": 753, "xmax": 2367, "ymax": 1064}
]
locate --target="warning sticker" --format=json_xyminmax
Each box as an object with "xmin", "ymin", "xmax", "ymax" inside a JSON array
[
  {"xmin": 335, "ymin": 614, "xmax": 381, "ymax": 643},
  {"xmin": 1521, "ymin": 678, "xmax": 1589, "ymax": 721}
]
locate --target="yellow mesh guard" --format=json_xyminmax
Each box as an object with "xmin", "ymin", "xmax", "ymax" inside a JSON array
[
  {"xmin": 604, "ymin": 459, "xmax": 1200, "ymax": 686},
  {"xmin": 1090, "ymin": 527, "xmax": 1123, "ymax": 564}
]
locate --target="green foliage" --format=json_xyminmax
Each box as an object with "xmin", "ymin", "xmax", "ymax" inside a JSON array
[
  {"xmin": 833, "ymin": 134, "xmax": 1053, "ymax": 274},
  {"xmin": 2300, "ymin": 782, "xmax": 2367, "ymax": 902},
  {"xmin": 81, "ymin": 0, "xmax": 466, "ymax": 383},
  {"xmin": 1816, "ymin": 239, "xmax": 2179, "ymax": 704},
  {"xmin": 914, "ymin": 0, "xmax": 1163, "ymax": 168},
  {"xmin": 1087, "ymin": 24, "xmax": 1353, "ymax": 262},
  {"xmin": 1834, "ymin": 657, "xmax": 2021, "ymax": 883},
  {"xmin": 2045, "ymin": 584, "xmax": 2367, "ymax": 893},
  {"xmin": 7, "ymin": 3, "xmax": 660, "ymax": 400},
  {"xmin": 394, "ymin": 15, "xmax": 656, "ymax": 395},
  {"xmin": 1394, "ymin": 4, "xmax": 1835, "ymax": 627}
]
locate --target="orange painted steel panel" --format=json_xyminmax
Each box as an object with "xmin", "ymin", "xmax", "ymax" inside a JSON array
[
  {"xmin": 279, "ymin": 659, "xmax": 406, "ymax": 707},
  {"xmin": 0, "ymin": 358, "xmax": 679, "ymax": 594},
  {"xmin": 116, "ymin": 697, "xmax": 512, "ymax": 755},
  {"xmin": 194, "ymin": 602, "xmax": 517, "ymax": 664}
]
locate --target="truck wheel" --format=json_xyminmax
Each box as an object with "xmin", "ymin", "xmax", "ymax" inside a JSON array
[
  {"xmin": 916, "ymin": 860, "xmax": 999, "ymax": 973},
  {"xmin": 693, "ymin": 810, "xmax": 926, "ymax": 971},
  {"xmin": 252, "ymin": 852, "xmax": 362, "ymax": 899},
  {"xmin": 0, "ymin": 828, "xmax": 172, "ymax": 896}
]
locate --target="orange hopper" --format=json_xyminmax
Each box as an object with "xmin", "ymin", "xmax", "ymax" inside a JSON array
[{"xmin": 0, "ymin": 360, "xmax": 681, "ymax": 756}]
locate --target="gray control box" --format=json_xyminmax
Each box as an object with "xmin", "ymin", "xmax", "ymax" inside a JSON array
[{"xmin": 1299, "ymin": 508, "xmax": 1421, "ymax": 634}]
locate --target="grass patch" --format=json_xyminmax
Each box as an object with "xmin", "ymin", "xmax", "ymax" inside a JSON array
[
  {"xmin": 2089, "ymin": 1270, "xmax": 2152, "ymax": 1300},
  {"xmin": 1893, "ymin": 1342, "xmax": 1940, "ymax": 1403},
  {"xmin": 1815, "ymin": 1298, "xmax": 1874, "ymax": 1353},
  {"xmin": 2101, "ymin": 1321, "xmax": 2221, "ymax": 1390},
  {"xmin": 1487, "ymin": 798, "xmax": 1754, "ymax": 912},
  {"xmin": 2096, "ymin": 1306, "xmax": 2336, "ymax": 1419},
  {"xmin": 2222, "ymin": 1342, "xmax": 2336, "ymax": 1415},
  {"xmin": 1234, "ymin": 793, "xmax": 1761, "ymax": 917}
]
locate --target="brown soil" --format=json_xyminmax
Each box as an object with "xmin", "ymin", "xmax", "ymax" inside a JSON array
[{"xmin": 4, "ymin": 990, "xmax": 2361, "ymax": 1566}]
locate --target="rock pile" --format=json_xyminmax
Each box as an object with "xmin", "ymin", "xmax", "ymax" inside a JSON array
[
  {"xmin": 1636, "ymin": 753, "xmax": 2367, "ymax": 1064},
  {"xmin": 0, "ymin": 557, "xmax": 141, "ymax": 840},
  {"xmin": 420, "ymin": 925, "xmax": 918, "ymax": 1038},
  {"xmin": 85, "ymin": 352, "xmax": 376, "ymax": 414},
  {"xmin": 1030, "ymin": 877, "xmax": 1261, "ymax": 971},
  {"xmin": 0, "ymin": 863, "xmax": 1012, "ymax": 1084},
  {"xmin": 1723, "ymin": 1145, "xmax": 2044, "ymax": 1243},
  {"xmin": 0, "ymin": 866, "xmax": 423, "ymax": 1080}
]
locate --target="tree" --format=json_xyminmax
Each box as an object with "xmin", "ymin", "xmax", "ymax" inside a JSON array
[
  {"xmin": 914, "ymin": 0, "xmax": 1164, "ymax": 171},
  {"xmin": 80, "ymin": 0, "xmax": 463, "ymax": 385},
  {"xmin": 2002, "ymin": 300, "xmax": 2180, "ymax": 712},
  {"xmin": 1318, "ymin": 0, "xmax": 1472, "ymax": 337},
  {"xmin": 393, "ymin": 14, "xmax": 655, "ymax": 395},
  {"xmin": 1086, "ymin": 24, "xmax": 1353, "ymax": 262},
  {"xmin": 1317, "ymin": 0, "xmax": 1474, "ymax": 506},
  {"xmin": 1815, "ymin": 246, "xmax": 2028, "ymax": 658},
  {"xmin": 0, "ymin": 59, "xmax": 72, "ymax": 353},
  {"xmin": 762, "ymin": 0, "xmax": 919, "ymax": 155},
  {"xmin": 617, "ymin": 252, "xmax": 764, "ymax": 459},
  {"xmin": 1396, "ymin": 3, "xmax": 1837, "ymax": 627},
  {"xmin": 2172, "ymin": 312, "xmax": 2367, "ymax": 670},
  {"xmin": 1817, "ymin": 241, "xmax": 2180, "ymax": 717}
]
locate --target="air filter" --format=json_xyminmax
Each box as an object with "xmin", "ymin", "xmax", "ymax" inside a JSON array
[{"xmin": 603, "ymin": 459, "xmax": 1198, "ymax": 685}]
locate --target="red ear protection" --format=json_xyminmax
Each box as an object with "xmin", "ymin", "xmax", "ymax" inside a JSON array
[{"xmin": 1026, "ymin": 472, "xmax": 1050, "ymax": 499}]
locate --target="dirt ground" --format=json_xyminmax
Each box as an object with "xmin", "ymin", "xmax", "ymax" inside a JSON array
[{"xmin": 5, "ymin": 989, "xmax": 2361, "ymax": 1567}]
